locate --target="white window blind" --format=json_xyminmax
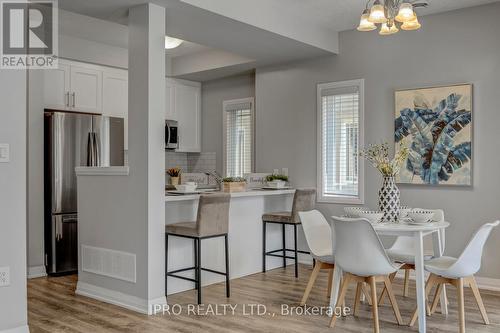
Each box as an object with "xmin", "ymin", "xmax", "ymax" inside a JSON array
[
  {"xmin": 223, "ymin": 98, "xmax": 254, "ymax": 177},
  {"xmin": 317, "ymin": 80, "xmax": 364, "ymax": 204}
]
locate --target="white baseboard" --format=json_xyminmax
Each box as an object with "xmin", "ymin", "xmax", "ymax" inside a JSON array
[
  {"xmin": 0, "ymin": 325, "xmax": 30, "ymax": 333},
  {"xmin": 76, "ymin": 281, "xmax": 167, "ymax": 315},
  {"xmin": 27, "ymin": 265, "xmax": 47, "ymax": 279},
  {"xmin": 475, "ymin": 276, "xmax": 500, "ymax": 292},
  {"xmin": 395, "ymin": 270, "xmax": 500, "ymax": 292}
]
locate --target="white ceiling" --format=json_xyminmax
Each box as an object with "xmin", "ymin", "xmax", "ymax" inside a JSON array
[
  {"xmin": 56, "ymin": 0, "xmax": 500, "ymax": 80},
  {"xmin": 181, "ymin": 0, "xmax": 500, "ymax": 33}
]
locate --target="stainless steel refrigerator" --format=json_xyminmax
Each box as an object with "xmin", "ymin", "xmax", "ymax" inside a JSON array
[{"xmin": 44, "ymin": 110, "xmax": 124, "ymax": 275}]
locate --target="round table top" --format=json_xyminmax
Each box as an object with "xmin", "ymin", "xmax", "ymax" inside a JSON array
[{"xmin": 372, "ymin": 221, "xmax": 450, "ymax": 232}]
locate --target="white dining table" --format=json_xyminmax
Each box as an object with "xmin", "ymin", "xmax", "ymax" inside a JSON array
[{"xmin": 328, "ymin": 219, "xmax": 450, "ymax": 333}]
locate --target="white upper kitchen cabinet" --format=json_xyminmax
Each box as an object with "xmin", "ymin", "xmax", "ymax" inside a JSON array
[
  {"xmin": 173, "ymin": 79, "xmax": 201, "ymax": 153},
  {"xmin": 165, "ymin": 78, "xmax": 176, "ymax": 121},
  {"xmin": 103, "ymin": 69, "xmax": 128, "ymax": 149},
  {"xmin": 70, "ymin": 65, "xmax": 102, "ymax": 113},
  {"xmin": 43, "ymin": 62, "xmax": 71, "ymax": 110},
  {"xmin": 44, "ymin": 60, "xmax": 102, "ymax": 114}
]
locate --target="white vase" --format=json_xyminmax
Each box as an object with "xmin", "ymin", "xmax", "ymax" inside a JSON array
[{"xmin": 378, "ymin": 176, "xmax": 400, "ymax": 223}]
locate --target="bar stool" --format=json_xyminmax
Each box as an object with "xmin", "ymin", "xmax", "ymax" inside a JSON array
[
  {"xmin": 165, "ymin": 193, "xmax": 231, "ymax": 304},
  {"xmin": 262, "ymin": 189, "xmax": 316, "ymax": 278}
]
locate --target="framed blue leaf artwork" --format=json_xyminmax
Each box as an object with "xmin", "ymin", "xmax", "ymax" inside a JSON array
[{"xmin": 395, "ymin": 84, "xmax": 472, "ymax": 186}]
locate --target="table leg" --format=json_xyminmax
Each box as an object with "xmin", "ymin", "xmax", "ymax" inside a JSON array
[
  {"xmin": 433, "ymin": 229, "xmax": 448, "ymax": 315},
  {"xmin": 414, "ymin": 231, "xmax": 426, "ymax": 333},
  {"xmin": 329, "ymin": 264, "xmax": 343, "ymax": 316}
]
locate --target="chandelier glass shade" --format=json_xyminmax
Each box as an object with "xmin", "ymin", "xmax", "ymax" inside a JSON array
[
  {"xmin": 357, "ymin": 0, "xmax": 427, "ymax": 35},
  {"xmin": 357, "ymin": 9, "xmax": 377, "ymax": 31}
]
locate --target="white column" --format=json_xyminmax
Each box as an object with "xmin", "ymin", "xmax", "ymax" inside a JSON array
[{"xmin": 128, "ymin": 3, "xmax": 166, "ymax": 312}]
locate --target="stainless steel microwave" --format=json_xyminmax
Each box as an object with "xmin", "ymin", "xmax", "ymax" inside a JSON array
[{"xmin": 165, "ymin": 120, "xmax": 179, "ymax": 149}]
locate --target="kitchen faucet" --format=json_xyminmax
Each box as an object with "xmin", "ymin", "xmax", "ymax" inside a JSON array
[{"xmin": 205, "ymin": 170, "xmax": 223, "ymax": 191}]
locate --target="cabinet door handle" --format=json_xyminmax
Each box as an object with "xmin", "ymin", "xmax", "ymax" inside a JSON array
[
  {"xmin": 72, "ymin": 92, "xmax": 76, "ymax": 107},
  {"xmin": 65, "ymin": 92, "xmax": 69, "ymax": 107}
]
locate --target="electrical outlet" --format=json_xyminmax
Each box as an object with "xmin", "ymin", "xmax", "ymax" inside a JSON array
[{"xmin": 0, "ymin": 267, "xmax": 10, "ymax": 287}]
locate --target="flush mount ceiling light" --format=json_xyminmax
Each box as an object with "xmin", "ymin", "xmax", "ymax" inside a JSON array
[
  {"xmin": 357, "ymin": 0, "xmax": 428, "ymax": 36},
  {"xmin": 164, "ymin": 36, "xmax": 183, "ymax": 49}
]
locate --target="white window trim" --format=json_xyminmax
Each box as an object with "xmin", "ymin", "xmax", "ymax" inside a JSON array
[
  {"xmin": 222, "ymin": 97, "xmax": 255, "ymax": 177},
  {"xmin": 316, "ymin": 79, "xmax": 365, "ymax": 204}
]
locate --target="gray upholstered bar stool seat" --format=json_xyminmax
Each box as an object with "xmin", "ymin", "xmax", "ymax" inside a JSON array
[
  {"xmin": 166, "ymin": 193, "xmax": 231, "ymax": 304},
  {"xmin": 262, "ymin": 189, "xmax": 316, "ymax": 278}
]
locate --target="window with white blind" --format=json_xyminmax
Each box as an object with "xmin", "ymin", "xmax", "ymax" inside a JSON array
[
  {"xmin": 317, "ymin": 79, "xmax": 364, "ymax": 204},
  {"xmin": 223, "ymin": 98, "xmax": 255, "ymax": 177}
]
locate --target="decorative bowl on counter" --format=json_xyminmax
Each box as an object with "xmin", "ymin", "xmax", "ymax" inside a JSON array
[
  {"xmin": 357, "ymin": 211, "xmax": 385, "ymax": 224},
  {"xmin": 344, "ymin": 206, "xmax": 367, "ymax": 217},
  {"xmin": 175, "ymin": 184, "xmax": 197, "ymax": 192},
  {"xmin": 399, "ymin": 205, "xmax": 412, "ymax": 219},
  {"xmin": 266, "ymin": 180, "xmax": 287, "ymax": 188},
  {"xmin": 407, "ymin": 209, "xmax": 435, "ymax": 224}
]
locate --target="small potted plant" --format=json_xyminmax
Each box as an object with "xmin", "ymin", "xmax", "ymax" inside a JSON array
[
  {"xmin": 166, "ymin": 167, "xmax": 181, "ymax": 186},
  {"xmin": 222, "ymin": 177, "xmax": 247, "ymax": 192},
  {"xmin": 265, "ymin": 174, "xmax": 289, "ymax": 189}
]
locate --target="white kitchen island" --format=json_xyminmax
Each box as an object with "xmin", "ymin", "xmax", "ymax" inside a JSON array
[{"xmin": 165, "ymin": 189, "xmax": 308, "ymax": 295}]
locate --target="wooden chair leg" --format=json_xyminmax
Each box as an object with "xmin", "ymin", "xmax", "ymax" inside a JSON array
[
  {"xmin": 384, "ymin": 275, "xmax": 403, "ymax": 325},
  {"xmin": 430, "ymin": 283, "xmax": 443, "ymax": 315},
  {"xmin": 300, "ymin": 261, "xmax": 322, "ymax": 306},
  {"xmin": 378, "ymin": 271, "xmax": 396, "ymax": 305},
  {"xmin": 327, "ymin": 269, "xmax": 333, "ymax": 298},
  {"xmin": 353, "ymin": 282, "xmax": 363, "ymax": 317},
  {"xmin": 409, "ymin": 273, "xmax": 436, "ymax": 326},
  {"xmin": 457, "ymin": 278, "xmax": 465, "ymax": 333},
  {"xmin": 362, "ymin": 282, "xmax": 373, "ymax": 305},
  {"xmin": 369, "ymin": 276, "xmax": 380, "ymax": 333},
  {"xmin": 468, "ymin": 276, "xmax": 490, "ymax": 325},
  {"xmin": 329, "ymin": 273, "xmax": 351, "ymax": 328},
  {"xmin": 403, "ymin": 269, "xmax": 411, "ymax": 297}
]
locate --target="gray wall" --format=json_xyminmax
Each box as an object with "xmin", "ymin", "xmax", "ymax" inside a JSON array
[
  {"xmin": 0, "ymin": 71, "xmax": 28, "ymax": 330},
  {"xmin": 255, "ymin": 3, "xmax": 500, "ymax": 278},
  {"xmin": 201, "ymin": 73, "xmax": 255, "ymax": 174}
]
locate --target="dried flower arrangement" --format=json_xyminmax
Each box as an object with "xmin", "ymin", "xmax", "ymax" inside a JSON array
[{"xmin": 360, "ymin": 142, "xmax": 409, "ymax": 177}]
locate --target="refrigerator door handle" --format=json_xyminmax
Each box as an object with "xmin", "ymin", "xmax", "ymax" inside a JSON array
[
  {"xmin": 93, "ymin": 132, "xmax": 101, "ymax": 167},
  {"xmin": 87, "ymin": 132, "xmax": 94, "ymax": 166},
  {"xmin": 52, "ymin": 114, "xmax": 63, "ymax": 214}
]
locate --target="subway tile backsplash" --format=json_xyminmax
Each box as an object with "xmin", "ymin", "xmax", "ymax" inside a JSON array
[{"xmin": 165, "ymin": 152, "xmax": 216, "ymax": 182}]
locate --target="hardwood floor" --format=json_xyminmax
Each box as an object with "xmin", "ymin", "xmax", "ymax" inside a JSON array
[{"xmin": 28, "ymin": 265, "xmax": 500, "ymax": 333}]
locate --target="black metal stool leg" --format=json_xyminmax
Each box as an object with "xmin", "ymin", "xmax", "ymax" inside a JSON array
[
  {"xmin": 224, "ymin": 234, "xmax": 230, "ymax": 297},
  {"xmin": 165, "ymin": 234, "xmax": 168, "ymax": 296},
  {"xmin": 282, "ymin": 224, "xmax": 286, "ymax": 268},
  {"xmin": 262, "ymin": 222, "xmax": 266, "ymax": 273},
  {"xmin": 194, "ymin": 238, "xmax": 198, "ymax": 290},
  {"xmin": 294, "ymin": 224, "xmax": 298, "ymax": 278},
  {"xmin": 197, "ymin": 238, "xmax": 202, "ymax": 304}
]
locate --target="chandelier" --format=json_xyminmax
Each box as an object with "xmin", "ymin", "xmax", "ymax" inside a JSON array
[{"xmin": 357, "ymin": 0, "xmax": 428, "ymax": 35}]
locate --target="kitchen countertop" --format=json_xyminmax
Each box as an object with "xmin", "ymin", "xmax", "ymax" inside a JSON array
[{"xmin": 165, "ymin": 189, "xmax": 295, "ymax": 202}]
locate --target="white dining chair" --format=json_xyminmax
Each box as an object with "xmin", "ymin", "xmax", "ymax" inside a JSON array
[
  {"xmin": 298, "ymin": 210, "xmax": 335, "ymax": 305},
  {"xmin": 329, "ymin": 217, "xmax": 403, "ymax": 333},
  {"xmin": 380, "ymin": 209, "xmax": 445, "ymax": 303},
  {"xmin": 409, "ymin": 221, "xmax": 499, "ymax": 333}
]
